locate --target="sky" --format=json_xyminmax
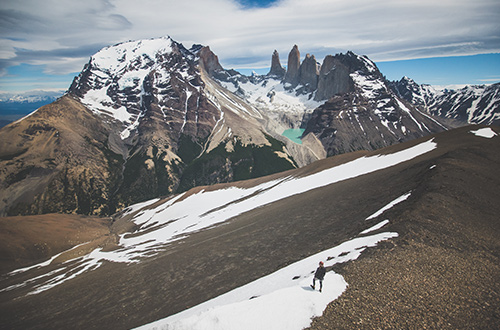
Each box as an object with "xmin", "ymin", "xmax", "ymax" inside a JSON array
[{"xmin": 1, "ymin": 0, "xmax": 499, "ymax": 94}]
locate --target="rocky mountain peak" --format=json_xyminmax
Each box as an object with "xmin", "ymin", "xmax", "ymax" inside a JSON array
[
  {"xmin": 198, "ymin": 46, "xmax": 224, "ymax": 76},
  {"xmin": 298, "ymin": 53, "xmax": 319, "ymax": 93},
  {"xmin": 314, "ymin": 55, "xmax": 353, "ymax": 101},
  {"xmin": 69, "ymin": 36, "xmax": 174, "ymax": 98},
  {"xmin": 69, "ymin": 37, "xmax": 231, "ymax": 138},
  {"xmin": 268, "ymin": 50, "xmax": 286, "ymax": 77},
  {"xmin": 284, "ymin": 45, "xmax": 301, "ymax": 86}
]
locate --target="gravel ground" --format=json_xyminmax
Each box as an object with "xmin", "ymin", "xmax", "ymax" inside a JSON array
[
  {"xmin": 2, "ymin": 126, "xmax": 498, "ymax": 330},
  {"xmin": 307, "ymin": 139, "xmax": 500, "ymax": 330},
  {"xmin": 308, "ymin": 240, "xmax": 500, "ymax": 330}
]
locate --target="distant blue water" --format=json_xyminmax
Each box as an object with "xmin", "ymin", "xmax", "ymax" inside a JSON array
[
  {"xmin": 282, "ymin": 128, "xmax": 305, "ymax": 144},
  {"xmin": 0, "ymin": 101, "xmax": 51, "ymax": 127},
  {"xmin": 0, "ymin": 101, "xmax": 50, "ymax": 115}
]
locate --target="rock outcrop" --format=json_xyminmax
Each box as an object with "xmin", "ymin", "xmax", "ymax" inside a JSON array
[
  {"xmin": 315, "ymin": 55, "xmax": 353, "ymax": 101},
  {"xmin": 284, "ymin": 45, "xmax": 301, "ymax": 87},
  {"xmin": 268, "ymin": 50, "xmax": 286, "ymax": 77},
  {"xmin": 198, "ymin": 45, "xmax": 224, "ymax": 76},
  {"xmin": 298, "ymin": 54, "xmax": 319, "ymax": 93}
]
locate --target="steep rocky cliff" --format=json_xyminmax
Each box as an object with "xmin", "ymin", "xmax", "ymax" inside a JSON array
[
  {"xmin": 0, "ymin": 37, "xmax": 296, "ymax": 216},
  {"xmin": 0, "ymin": 38, "xmax": 457, "ymax": 216},
  {"xmin": 218, "ymin": 46, "xmax": 449, "ymax": 158}
]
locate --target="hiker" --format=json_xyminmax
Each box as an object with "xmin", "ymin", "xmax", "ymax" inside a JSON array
[{"xmin": 311, "ymin": 261, "xmax": 326, "ymax": 292}]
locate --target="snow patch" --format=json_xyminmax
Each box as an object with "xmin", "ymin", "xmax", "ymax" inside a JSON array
[
  {"xmin": 91, "ymin": 37, "xmax": 173, "ymax": 75},
  {"xmin": 81, "ymin": 88, "xmax": 130, "ymax": 122},
  {"xmin": 350, "ymin": 71, "xmax": 386, "ymax": 99},
  {"xmin": 360, "ymin": 219, "xmax": 390, "ymax": 234},
  {"xmin": 135, "ymin": 231, "xmax": 398, "ymax": 330},
  {"xmin": 470, "ymin": 127, "xmax": 497, "ymax": 138},
  {"xmin": 366, "ymin": 192, "xmax": 412, "ymax": 220},
  {"xmin": 221, "ymin": 77, "xmax": 321, "ymax": 116},
  {"xmin": 4, "ymin": 242, "xmax": 91, "ymax": 277}
]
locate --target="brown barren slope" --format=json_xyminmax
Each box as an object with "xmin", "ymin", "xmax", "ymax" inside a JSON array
[
  {"xmin": 0, "ymin": 125, "xmax": 498, "ymax": 329},
  {"xmin": 0, "ymin": 214, "xmax": 112, "ymax": 273},
  {"xmin": 309, "ymin": 126, "xmax": 500, "ymax": 329}
]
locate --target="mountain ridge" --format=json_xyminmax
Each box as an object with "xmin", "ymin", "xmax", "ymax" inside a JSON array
[
  {"xmin": 0, "ymin": 36, "xmax": 466, "ymax": 216},
  {"xmin": 389, "ymin": 76, "xmax": 500, "ymax": 126},
  {"xmin": 217, "ymin": 46, "xmax": 449, "ymax": 157}
]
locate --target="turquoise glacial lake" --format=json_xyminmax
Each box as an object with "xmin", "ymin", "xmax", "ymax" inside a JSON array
[{"xmin": 282, "ymin": 128, "xmax": 305, "ymax": 144}]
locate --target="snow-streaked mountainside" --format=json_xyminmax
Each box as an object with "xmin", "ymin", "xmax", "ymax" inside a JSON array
[
  {"xmin": 70, "ymin": 37, "xmax": 211, "ymax": 140},
  {"xmin": 215, "ymin": 48, "xmax": 448, "ymax": 156},
  {"xmin": 136, "ymin": 231, "xmax": 398, "ymax": 330},
  {"xmin": 1, "ymin": 36, "xmax": 499, "ymax": 330},
  {"xmin": 389, "ymin": 77, "xmax": 500, "ymax": 125},
  {"xmin": 0, "ymin": 36, "xmax": 450, "ymax": 217},
  {"xmin": 2, "ymin": 125, "xmax": 499, "ymax": 330}
]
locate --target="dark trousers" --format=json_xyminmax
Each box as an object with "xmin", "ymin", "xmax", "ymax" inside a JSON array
[{"xmin": 313, "ymin": 277, "xmax": 323, "ymax": 290}]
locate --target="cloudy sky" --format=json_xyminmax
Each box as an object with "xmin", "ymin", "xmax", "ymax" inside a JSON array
[{"xmin": 1, "ymin": 0, "xmax": 499, "ymax": 93}]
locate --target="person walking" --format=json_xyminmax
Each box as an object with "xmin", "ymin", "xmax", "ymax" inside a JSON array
[{"xmin": 311, "ymin": 261, "xmax": 326, "ymax": 292}]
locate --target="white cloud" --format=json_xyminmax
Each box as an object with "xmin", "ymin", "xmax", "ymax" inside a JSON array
[{"xmin": 1, "ymin": 0, "xmax": 499, "ymax": 76}]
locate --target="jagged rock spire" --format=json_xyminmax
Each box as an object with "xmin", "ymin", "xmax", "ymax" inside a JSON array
[
  {"xmin": 284, "ymin": 45, "xmax": 300, "ymax": 86},
  {"xmin": 268, "ymin": 50, "xmax": 286, "ymax": 77},
  {"xmin": 298, "ymin": 53, "xmax": 319, "ymax": 92},
  {"xmin": 283, "ymin": 46, "xmax": 319, "ymax": 92},
  {"xmin": 198, "ymin": 46, "xmax": 224, "ymax": 76}
]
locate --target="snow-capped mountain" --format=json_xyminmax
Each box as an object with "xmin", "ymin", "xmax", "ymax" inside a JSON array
[
  {"xmin": 389, "ymin": 76, "xmax": 500, "ymax": 125},
  {"xmin": 0, "ymin": 37, "xmax": 298, "ymax": 216},
  {"xmin": 0, "ymin": 37, "xmax": 449, "ymax": 216},
  {"xmin": 216, "ymin": 46, "xmax": 448, "ymax": 156},
  {"xmin": 69, "ymin": 37, "xmax": 272, "ymax": 146}
]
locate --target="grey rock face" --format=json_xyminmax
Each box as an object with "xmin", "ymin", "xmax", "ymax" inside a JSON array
[
  {"xmin": 315, "ymin": 55, "xmax": 353, "ymax": 101},
  {"xmin": 298, "ymin": 54, "xmax": 319, "ymax": 93},
  {"xmin": 268, "ymin": 50, "xmax": 286, "ymax": 77},
  {"xmin": 284, "ymin": 45, "xmax": 300, "ymax": 87},
  {"xmin": 198, "ymin": 46, "xmax": 224, "ymax": 76}
]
